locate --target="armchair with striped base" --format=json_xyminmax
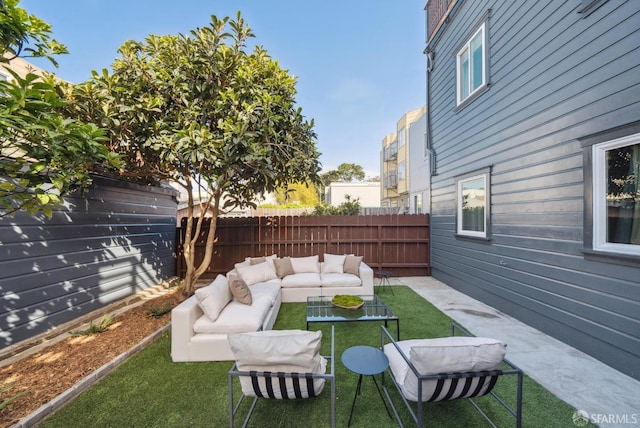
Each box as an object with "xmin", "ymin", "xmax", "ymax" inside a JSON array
[
  {"xmin": 380, "ymin": 323, "xmax": 523, "ymax": 427},
  {"xmin": 228, "ymin": 326, "xmax": 335, "ymax": 428}
]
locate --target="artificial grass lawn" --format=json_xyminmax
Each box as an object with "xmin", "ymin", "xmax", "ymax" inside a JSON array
[{"xmin": 39, "ymin": 286, "xmax": 582, "ymax": 427}]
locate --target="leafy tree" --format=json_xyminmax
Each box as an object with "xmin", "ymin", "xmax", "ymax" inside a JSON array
[
  {"xmin": 320, "ymin": 163, "xmax": 365, "ymax": 186},
  {"xmin": 0, "ymin": 0, "xmax": 119, "ymax": 217},
  {"xmin": 311, "ymin": 195, "xmax": 361, "ymax": 215},
  {"xmin": 274, "ymin": 181, "xmax": 319, "ymax": 206},
  {"xmin": 66, "ymin": 14, "xmax": 321, "ymax": 294}
]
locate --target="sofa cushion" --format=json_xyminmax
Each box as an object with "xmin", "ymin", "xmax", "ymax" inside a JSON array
[
  {"xmin": 193, "ymin": 297, "xmax": 273, "ymax": 334},
  {"xmin": 274, "ymin": 257, "xmax": 295, "ymax": 278},
  {"xmin": 248, "ymin": 282, "xmax": 281, "ymax": 305},
  {"xmin": 194, "ymin": 274, "xmax": 232, "ymax": 322},
  {"xmin": 237, "ymin": 261, "xmax": 278, "ymax": 286},
  {"xmin": 322, "ymin": 253, "xmax": 346, "ymax": 274},
  {"xmin": 290, "ymin": 255, "xmax": 320, "ymax": 273},
  {"xmin": 281, "ymin": 273, "xmax": 322, "ymax": 288},
  {"xmin": 344, "ymin": 255, "xmax": 363, "ymax": 275},
  {"xmin": 228, "ymin": 273, "xmax": 252, "ymax": 305},
  {"xmin": 228, "ymin": 329, "xmax": 327, "ymax": 398},
  {"xmin": 321, "ymin": 273, "xmax": 362, "ymax": 287}
]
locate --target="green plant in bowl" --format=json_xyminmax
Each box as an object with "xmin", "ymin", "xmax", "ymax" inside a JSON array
[{"xmin": 331, "ymin": 295, "xmax": 364, "ymax": 309}]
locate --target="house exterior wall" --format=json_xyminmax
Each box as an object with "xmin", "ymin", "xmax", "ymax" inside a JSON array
[
  {"xmin": 426, "ymin": 0, "xmax": 640, "ymax": 379},
  {"xmin": 0, "ymin": 177, "xmax": 178, "ymax": 349},
  {"xmin": 408, "ymin": 110, "xmax": 429, "ymax": 213},
  {"xmin": 325, "ymin": 182, "xmax": 381, "ymax": 207}
]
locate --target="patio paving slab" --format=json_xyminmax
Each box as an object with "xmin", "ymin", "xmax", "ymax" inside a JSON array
[{"xmin": 397, "ymin": 276, "xmax": 640, "ymax": 428}]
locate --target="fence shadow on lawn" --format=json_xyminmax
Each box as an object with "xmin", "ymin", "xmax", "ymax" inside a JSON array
[{"xmin": 38, "ymin": 286, "xmax": 580, "ymax": 428}]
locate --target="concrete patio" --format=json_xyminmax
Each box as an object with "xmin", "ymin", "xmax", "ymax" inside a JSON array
[{"xmin": 397, "ymin": 276, "xmax": 640, "ymax": 428}]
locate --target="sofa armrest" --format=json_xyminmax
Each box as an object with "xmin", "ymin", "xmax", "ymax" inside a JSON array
[
  {"xmin": 359, "ymin": 262, "xmax": 374, "ymax": 294},
  {"xmin": 171, "ymin": 295, "xmax": 202, "ymax": 362}
]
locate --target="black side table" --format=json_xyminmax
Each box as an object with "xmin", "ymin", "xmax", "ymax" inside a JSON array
[
  {"xmin": 375, "ymin": 270, "xmax": 394, "ymax": 295},
  {"xmin": 341, "ymin": 345, "xmax": 392, "ymax": 426}
]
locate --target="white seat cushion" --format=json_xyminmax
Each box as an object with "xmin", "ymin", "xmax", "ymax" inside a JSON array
[
  {"xmin": 281, "ymin": 273, "xmax": 322, "ymax": 288},
  {"xmin": 320, "ymin": 273, "xmax": 361, "ymax": 287},
  {"xmin": 193, "ymin": 297, "xmax": 273, "ymax": 334}
]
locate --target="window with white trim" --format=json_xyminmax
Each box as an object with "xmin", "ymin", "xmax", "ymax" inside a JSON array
[
  {"xmin": 592, "ymin": 132, "xmax": 640, "ymax": 255},
  {"xmin": 456, "ymin": 23, "xmax": 486, "ymax": 105},
  {"xmin": 398, "ymin": 127, "xmax": 406, "ymax": 148},
  {"xmin": 456, "ymin": 171, "xmax": 489, "ymax": 238}
]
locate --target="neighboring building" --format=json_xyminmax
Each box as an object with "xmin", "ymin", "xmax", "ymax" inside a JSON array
[
  {"xmin": 1, "ymin": 54, "xmax": 45, "ymax": 80},
  {"xmin": 325, "ymin": 182, "xmax": 381, "ymax": 207},
  {"xmin": 425, "ymin": 0, "xmax": 640, "ymax": 380},
  {"xmin": 408, "ymin": 110, "xmax": 429, "ymax": 214},
  {"xmin": 381, "ymin": 106, "xmax": 426, "ymax": 212}
]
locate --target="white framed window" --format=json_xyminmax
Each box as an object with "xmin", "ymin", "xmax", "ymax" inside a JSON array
[
  {"xmin": 592, "ymin": 132, "xmax": 640, "ymax": 255},
  {"xmin": 456, "ymin": 170, "xmax": 490, "ymax": 238},
  {"xmin": 456, "ymin": 23, "xmax": 486, "ymax": 105},
  {"xmin": 398, "ymin": 161, "xmax": 406, "ymax": 181}
]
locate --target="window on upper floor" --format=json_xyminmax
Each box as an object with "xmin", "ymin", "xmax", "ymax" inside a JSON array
[
  {"xmin": 398, "ymin": 161, "xmax": 406, "ymax": 181},
  {"xmin": 398, "ymin": 127, "xmax": 406, "ymax": 148},
  {"xmin": 592, "ymin": 132, "xmax": 640, "ymax": 255},
  {"xmin": 456, "ymin": 22, "xmax": 488, "ymax": 107},
  {"xmin": 456, "ymin": 168, "xmax": 491, "ymax": 239}
]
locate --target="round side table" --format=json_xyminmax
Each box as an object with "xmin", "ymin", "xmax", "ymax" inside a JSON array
[
  {"xmin": 375, "ymin": 270, "xmax": 394, "ymax": 295},
  {"xmin": 341, "ymin": 345, "xmax": 392, "ymax": 426}
]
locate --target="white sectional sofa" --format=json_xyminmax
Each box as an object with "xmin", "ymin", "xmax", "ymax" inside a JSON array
[{"xmin": 171, "ymin": 254, "xmax": 373, "ymax": 362}]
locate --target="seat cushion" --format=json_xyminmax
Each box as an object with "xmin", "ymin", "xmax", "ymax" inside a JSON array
[
  {"xmin": 320, "ymin": 273, "xmax": 361, "ymax": 287},
  {"xmin": 193, "ymin": 297, "xmax": 273, "ymax": 334},
  {"xmin": 228, "ymin": 329, "xmax": 327, "ymax": 398},
  {"xmin": 281, "ymin": 273, "xmax": 322, "ymax": 288}
]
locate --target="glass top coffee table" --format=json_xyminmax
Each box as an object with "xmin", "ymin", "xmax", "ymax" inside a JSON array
[{"xmin": 306, "ymin": 295, "xmax": 400, "ymax": 339}]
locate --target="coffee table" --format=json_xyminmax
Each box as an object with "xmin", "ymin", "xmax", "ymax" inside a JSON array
[{"xmin": 306, "ymin": 295, "xmax": 400, "ymax": 339}]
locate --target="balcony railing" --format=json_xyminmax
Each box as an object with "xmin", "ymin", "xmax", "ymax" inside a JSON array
[
  {"xmin": 384, "ymin": 173, "xmax": 398, "ymax": 189},
  {"xmin": 384, "ymin": 143, "xmax": 398, "ymax": 161}
]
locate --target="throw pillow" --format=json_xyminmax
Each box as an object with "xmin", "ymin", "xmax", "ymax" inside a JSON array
[
  {"xmin": 249, "ymin": 257, "xmax": 266, "ymax": 265},
  {"xmin": 237, "ymin": 261, "xmax": 278, "ymax": 286},
  {"xmin": 194, "ymin": 274, "xmax": 232, "ymax": 322},
  {"xmin": 343, "ymin": 255, "xmax": 363, "ymax": 275},
  {"xmin": 274, "ymin": 257, "xmax": 295, "ymax": 278},
  {"xmin": 322, "ymin": 253, "xmax": 346, "ymax": 274},
  {"xmin": 228, "ymin": 273, "xmax": 252, "ymax": 305},
  {"xmin": 290, "ymin": 255, "xmax": 320, "ymax": 273},
  {"xmin": 409, "ymin": 336, "xmax": 506, "ymax": 375}
]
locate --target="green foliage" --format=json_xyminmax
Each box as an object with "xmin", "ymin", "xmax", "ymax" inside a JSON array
[
  {"xmin": 69, "ymin": 315, "xmax": 114, "ymax": 337},
  {"xmin": 0, "ymin": 0, "xmax": 68, "ymax": 66},
  {"xmin": 145, "ymin": 303, "xmax": 172, "ymax": 319},
  {"xmin": 64, "ymin": 13, "xmax": 321, "ymax": 294},
  {"xmin": 273, "ymin": 181, "xmax": 319, "ymax": 206},
  {"xmin": 0, "ymin": 382, "xmax": 28, "ymax": 410},
  {"xmin": 311, "ymin": 194, "xmax": 361, "ymax": 215},
  {"xmin": 320, "ymin": 162, "xmax": 365, "ymax": 186},
  {"xmin": 0, "ymin": 72, "xmax": 120, "ymax": 217}
]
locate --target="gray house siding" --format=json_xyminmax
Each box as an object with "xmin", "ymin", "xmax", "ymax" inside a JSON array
[
  {"xmin": 0, "ymin": 177, "xmax": 178, "ymax": 349},
  {"xmin": 427, "ymin": 0, "xmax": 640, "ymax": 379}
]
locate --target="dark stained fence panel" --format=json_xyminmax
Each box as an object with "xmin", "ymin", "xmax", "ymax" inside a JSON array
[{"xmin": 177, "ymin": 214, "xmax": 430, "ymax": 278}]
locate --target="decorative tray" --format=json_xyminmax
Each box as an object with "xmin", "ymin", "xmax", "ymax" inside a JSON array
[{"xmin": 331, "ymin": 295, "xmax": 364, "ymax": 310}]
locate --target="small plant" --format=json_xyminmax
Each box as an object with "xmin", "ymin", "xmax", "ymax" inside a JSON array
[
  {"xmin": 69, "ymin": 315, "xmax": 114, "ymax": 336},
  {"xmin": 0, "ymin": 383, "xmax": 28, "ymax": 410},
  {"xmin": 146, "ymin": 303, "xmax": 172, "ymax": 319},
  {"xmin": 331, "ymin": 295, "xmax": 364, "ymax": 308}
]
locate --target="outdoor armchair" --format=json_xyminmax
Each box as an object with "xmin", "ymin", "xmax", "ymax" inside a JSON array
[
  {"xmin": 380, "ymin": 323, "xmax": 523, "ymax": 427},
  {"xmin": 228, "ymin": 326, "xmax": 335, "ymax": 428}
]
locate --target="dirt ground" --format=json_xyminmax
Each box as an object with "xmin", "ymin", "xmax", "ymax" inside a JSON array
[{"xmin": 0, "ymin": 288, "xmax": 186, "ymax": 427}]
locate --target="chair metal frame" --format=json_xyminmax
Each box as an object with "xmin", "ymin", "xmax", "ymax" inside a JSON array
[
  {"xmin": 380, "ymin": 323, "xmax": 523, "ymax": 427},
  {"xmin": 228, "ymin": 326, "xmax": 335, "ymax": 428}
]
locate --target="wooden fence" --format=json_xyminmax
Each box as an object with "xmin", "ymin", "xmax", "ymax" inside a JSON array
[{"xmin": 176, "ymin": 214, "xmax": 430, "ymax": 278}]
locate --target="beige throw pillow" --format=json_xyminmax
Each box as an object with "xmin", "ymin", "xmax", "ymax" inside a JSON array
[
  {"xmin": 194, "ymin": 275, "xmax": 232, "ymax": 321},
  {"xmin": 274, "ymin": 257, "xmax": 295, "ymax": 278},
  {"xmin": 344, "ymin": 255, "xmax": 363, "ymax": 275},
  {"xmin": 228, "ymin": 273, "xmax": 252, "ymax": 305}
]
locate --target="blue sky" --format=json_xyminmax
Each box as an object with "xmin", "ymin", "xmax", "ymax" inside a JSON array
[{"xmin": 21, "ymin": 0, "xmax": 427, "ymax": 178}]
